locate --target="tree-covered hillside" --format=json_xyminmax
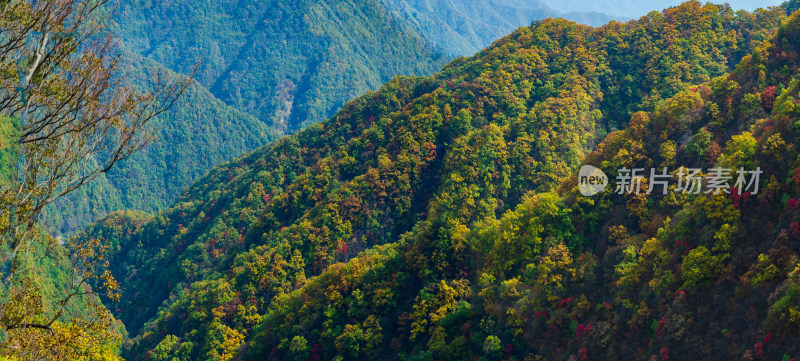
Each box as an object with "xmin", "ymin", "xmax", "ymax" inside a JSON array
[
  {"xmin": 44, "ymin": 48, "xmax": 279, "ymax": 234},
  {"xmin": 78, "ymin": 3, "xmax": 799, "ymax": 360},
  {"xmin": 46, "ymin": 0, "xmax": 453, "ymax": 234}
]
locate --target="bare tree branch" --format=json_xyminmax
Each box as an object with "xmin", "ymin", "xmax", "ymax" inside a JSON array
[{"xmin": 0, "ymin": 0, "xmax": 191, "ymax": 358}]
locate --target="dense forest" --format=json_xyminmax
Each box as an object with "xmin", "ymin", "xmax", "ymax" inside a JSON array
[
  {"xmin": 44, "ymin": 48, "xmax": 280, "ymax": 234},
  {"xmin": 69, "ymin": 2, "xmax": 800, "ymax": 360},
  {"xmin": 41, "ymin": 0, "xmax": 623, "ymax": 237},
  {"xmin": 114, "ymin": 0, "xmax": 448, "ymax": 133},
  {"xmin": 46, "ymin": 0, "xmax": 451, "ymax": 234}
]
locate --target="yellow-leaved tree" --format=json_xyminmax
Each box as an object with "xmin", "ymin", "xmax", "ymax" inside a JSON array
[{"xmin": 0, "ymin": 0, "xmax": 188, "ymax": 359}]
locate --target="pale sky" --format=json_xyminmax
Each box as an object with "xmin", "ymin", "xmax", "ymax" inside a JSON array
[{"xmin": 538, "ymin": 0, "xmax": 785, "ymax": 19}]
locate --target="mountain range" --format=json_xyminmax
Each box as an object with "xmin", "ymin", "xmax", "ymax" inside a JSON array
[
  {"xmin": 74, "ymin": 2, "xmax": 800, "ymax": 360},
  {"xmin": 46, "ymin": 0, "xmax": 618, "ymax": 235}
]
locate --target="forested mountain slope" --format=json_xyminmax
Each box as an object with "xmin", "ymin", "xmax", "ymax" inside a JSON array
[
  {"xmin": 81, "ymin": 2, "xmax": 795, "ymax": 360},
  {"xmin": 47, "ymin": 0, "xmax": 451, "ymax": 234},
  {"xmin": 253, "ymin": 12, "xmax": 800, "ymax": 356},
  {"xmin": 114, "ymin": 0, "xmax": 447, "ymax": 133},
  {"xmin": 45, "ymin": 48, "xmax": 279, "ymax": 234},
  {"xmin": 255, "ymin": 7, "xmax": 800, "ymax": 359}
]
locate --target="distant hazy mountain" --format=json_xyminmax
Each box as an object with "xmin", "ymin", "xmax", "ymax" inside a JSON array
[
  {"xmin": 381, "ymin": 0, "xmax": 621, "ymax": 56},
  {"xmin": 539, "ymin": 0, "xmax": 783, "ymax": 18},
  {"xmin": 114, "ymin": 0, "xmax": 447, "ymax": 133},
  {"xmin": 45, "ymin": 47, "xmax": 279, "ymax": 234}
]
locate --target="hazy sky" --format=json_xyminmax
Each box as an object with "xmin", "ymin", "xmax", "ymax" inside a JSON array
[{"xmin": 538, "ymin": 0, "xmax": 785, "ymax": 19}]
